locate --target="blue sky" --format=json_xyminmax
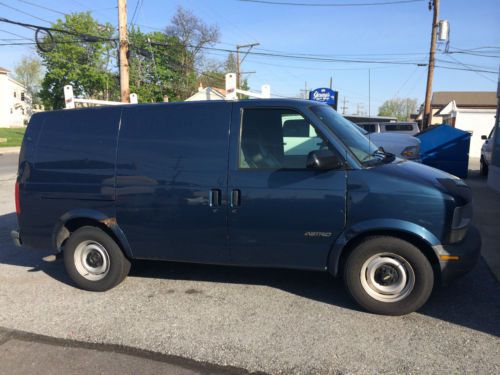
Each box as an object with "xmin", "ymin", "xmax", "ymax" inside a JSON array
[{"xmin": 0, "ymin": 0, "xmax": 498, "ymax": 114}]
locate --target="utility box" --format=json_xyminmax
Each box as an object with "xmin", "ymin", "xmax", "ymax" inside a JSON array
[{"xmin": 416, "ymin": 125, "xmax": 471, "ymax": 178}]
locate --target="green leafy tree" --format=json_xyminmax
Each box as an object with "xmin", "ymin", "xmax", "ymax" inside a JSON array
[
  {"xmin": 14, "ymin": 55, "xmax": 42, "ymax": 104},
  {"xmin": 378, "ymin": 98, "xmax": 418, "ymax": 121},
  {"xmin": 37, "ymin": 13, "xmax": 117, "ymax": 109},
  {"xmin": 128, "ymin": 28, "xmax": 187, "ymax": 102}
]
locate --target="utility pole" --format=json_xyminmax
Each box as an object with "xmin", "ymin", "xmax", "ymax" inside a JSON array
[
  {"xmin": 368, "ymin": 68, "xmax": 371, "ymax": 117},
  {"xmin": 423, "ymin": 0, "xmax": 439, "ymax": 129},
  {"xmin": 341, "ymin": 97, "xmax": 348, "ymax": 115},
  {"xmin": 329, "ymin": 76, "xmax": 332, "ymax": 89},
  {"xmin": 300, "ymin": 81, "xmax": 309, "ymax": 99},
  {"xmin": 118, "ymin": 0, "xmax": 130, "ymax": 103},
  {"xmin": 236, "ymin": 43, "xmax": 260, "ymax": 89}
]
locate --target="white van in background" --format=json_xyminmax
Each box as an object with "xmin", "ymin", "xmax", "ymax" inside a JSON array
[
  {"xmin": 358, "ymin": 122, "xmax": 420, "ymax": 136},
  {"xmin": 282, "ymin": 115, "xmax": 421, "ymax": 161}
]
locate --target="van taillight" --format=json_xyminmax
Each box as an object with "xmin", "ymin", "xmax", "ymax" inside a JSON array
[{"xmin": 15, "ymin": 181, "xmax": 20, "ymax": 215}]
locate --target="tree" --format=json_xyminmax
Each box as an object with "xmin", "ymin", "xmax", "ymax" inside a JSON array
[
  {"xmin": 37, "ymin": 13, "xmax": 117, "ymax": 109},
  {"xmin": 378, "ymin": 98, "xmax": 418, "ymax": 121},
  {"xmin": 164, "ymin": 6, "xmax": 220, "ymax": 99},
  {"xmin": 128, "ymin": 28, "xmax": 186, "ymax": 102},
  {"xmin": 14, "ymin": 56, "xmax": 42, "ymax": 104},
  {"xmin": 198, "ymin": 53, "xmax": 249, "ymax": 92}
]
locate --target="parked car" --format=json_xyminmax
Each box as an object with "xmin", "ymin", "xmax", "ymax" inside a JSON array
[
  {"xmin": 12, "ymin": 100, "xmax": 480, "ymax": 315},
  {"xmin": 480, "ymin": 126, "xmax": 496, "ymax": 176},
  {"xmin": 356, "ymin": 125, "xmax": 421, "ymax": 161},
  {"xmin": 358, "ymin": 122, "xmax": 420, "ymax": 136}
]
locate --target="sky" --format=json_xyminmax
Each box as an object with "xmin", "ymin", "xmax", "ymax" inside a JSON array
[{"xmin": 0, "ymin": 0, "xmax": 499, "ymax": 115}]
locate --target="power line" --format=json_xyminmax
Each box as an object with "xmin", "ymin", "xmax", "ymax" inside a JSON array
[
  {"xmin": 0, "ymin": 28, "xmax": 32, "ymax": 40},
  {"xmin": 443, "ymin": 54, "xmax": 497, "ymax": 83},
  {"xmin": 0, "ymin": 16, "xmax": 116, "ymax": 42},
  {"xmin": 238, "ymin": 0, "xmax": 423, "ymax": 7},
  {"xmin": 0, "ymin": 1, "xmax": 52, "ymax": 24},
  {"xmin": 130, "ymin": 0, "xmax": 143, "ymax": 27},
  {"xmin": 434, "ymin": 65, "xmax": 497, "ymax": 75},
  {"xmin": 15, "ymin": 0, "xmax": 66, "ymax": 16}
]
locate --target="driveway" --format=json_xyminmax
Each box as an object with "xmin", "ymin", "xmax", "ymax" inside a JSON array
[{"xmin": 0, "ymin": 153, "xmax": 499, "ymax": 374}]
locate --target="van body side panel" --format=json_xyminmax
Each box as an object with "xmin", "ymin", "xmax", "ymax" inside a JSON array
[
  {"xmin": 18, "ymin": 108, "xmax": 121, "ymax": 250},
  {"xmin": 115, "ymin": 102, "xmax": 231, "ymax": 263},
  {"xmin": 345, "ymin": 167, "xmax": 451, "ymax": 242},
  {"xmin": 227, "ymin": 102, "xmax": 347, "ymax": 269}
]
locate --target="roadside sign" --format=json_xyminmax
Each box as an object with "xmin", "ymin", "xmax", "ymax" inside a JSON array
[{"xmin": 309, "ymin": 88, "xmax": 338, "ymax": 110}]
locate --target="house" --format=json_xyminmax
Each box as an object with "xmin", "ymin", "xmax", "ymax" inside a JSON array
[
  {"xmin": 0, "ymin": 66, "xmax": 32, "ymax": 127},
  {"xmin": 185, "ymin": 83, "xmax": 226, "ymax": 101},
  {"xmin": 417, "ymin": 91, "xmax": 497, "ymax": 158}
]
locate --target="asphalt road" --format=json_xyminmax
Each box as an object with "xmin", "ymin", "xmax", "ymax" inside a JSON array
[{"xmin": 0, "ymin": 153, "xmax": 499, "ymax": 374}]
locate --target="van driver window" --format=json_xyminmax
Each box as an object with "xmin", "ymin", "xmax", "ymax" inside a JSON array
[{"xmin": 239, "ymin": 108, "xmax": 331, "ymax": 169}]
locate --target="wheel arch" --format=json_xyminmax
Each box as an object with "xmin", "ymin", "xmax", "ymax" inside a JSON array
[
  {"xmin": 329, "ymin": 221, "xmax": 441, "ymax": 279},
  {"xmin": 52, "ymin": 209, "xmax": 133, "ymax": 258}
]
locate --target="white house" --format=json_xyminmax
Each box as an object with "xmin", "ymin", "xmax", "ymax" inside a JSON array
[
  {"xmin": 0, "ymin": 66, "xmax": 31, "ymax": 127},
  {"xmin": 437, "ymin": 97, "xmax": 496, "ymax": 158},
  {"xmin": 185, "ymin": 83, "xmax": 226, "ymax": 101}
]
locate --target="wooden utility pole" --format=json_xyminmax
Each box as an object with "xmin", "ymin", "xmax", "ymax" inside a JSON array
[
  {"xmin": 423, "ymin": 0, "xmax": 439, "ymax": 129},
  {"xmin": 118, "ymin": 0, "xmax": 130, "ymax": 103}
]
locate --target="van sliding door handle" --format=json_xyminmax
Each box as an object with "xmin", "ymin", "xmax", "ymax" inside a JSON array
[
  {"xmin": 209, "ymin": 189, "xmax": 221, "ymax": 207},
  {"xmin": 231, "ymin": 189, "xmax": 241, "ymax": 208}
]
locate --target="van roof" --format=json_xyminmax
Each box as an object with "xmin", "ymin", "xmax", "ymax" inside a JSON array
[{"xmin": 41, "ymin": 98, "xmax": 323, "ymax": 115}]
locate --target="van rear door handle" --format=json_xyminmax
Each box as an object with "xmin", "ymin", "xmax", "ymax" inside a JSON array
[
  {"xmin": 209, "ymin": 189, "xmax": 221, "ymax": 207},
  {"xmin": 231, "ymin": 189, "xmax": 241, "ymax": 208}
]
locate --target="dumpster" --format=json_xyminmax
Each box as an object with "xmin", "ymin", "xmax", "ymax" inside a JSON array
[{"xmin": 416, "ymin": 125, "xmax": 471, "ymax": 178}]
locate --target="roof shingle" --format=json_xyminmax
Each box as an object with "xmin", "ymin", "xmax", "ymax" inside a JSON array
[{"xmin": 431, "ymin": 91, "xmax": 497, "ymax": 107}]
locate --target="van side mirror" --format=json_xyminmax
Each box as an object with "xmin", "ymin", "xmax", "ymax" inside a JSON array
[
  {"xmin": 306, "ymin": 150, "xmax": 344, "ymax": 170},
  {"xmin": 481, "ymin": 135, "xmax": 487, "ymax": 140}
]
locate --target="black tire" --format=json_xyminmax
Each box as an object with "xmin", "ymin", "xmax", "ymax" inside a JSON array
[
  {"xmin": 63, "ymin": 226, "xmax": 131, "ymax": 291},
  {"xmin": 480, "ymin": 158, "xmax": 488, "ymax": 177},
  {"xmin": 343, "ymin": 236, "xmax": 434, "ymax": 316}
]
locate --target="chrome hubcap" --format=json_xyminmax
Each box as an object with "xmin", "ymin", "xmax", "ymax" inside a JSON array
[
  {"xmin": 74, "ymin": 240, "xmax": 110, "ymax": 281},
  {"xmin": 360, "ymin": 253, "xmax": 415, "ymax": 303}
]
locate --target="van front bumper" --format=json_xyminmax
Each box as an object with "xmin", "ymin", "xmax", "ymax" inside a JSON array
[
  {"xmin": 434, "ymin": 225, "xmax": 481, "ymax": 285},
  {"xmin": 11, "ymin": 230, "xmax": 22, "ymax": 247}
]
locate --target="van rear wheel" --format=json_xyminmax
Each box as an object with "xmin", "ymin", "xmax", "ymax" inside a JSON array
[
  {"xmin": 343, "ymin": 236, "xmax": 434, "ymax": 315},
  {"xmin": 64, "ymin": 226, "xmax": 130, "ymax": 291}
]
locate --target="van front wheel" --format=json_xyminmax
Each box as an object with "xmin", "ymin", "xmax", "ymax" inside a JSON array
[
  {"xmin": 64, "ymin": 226, "xmax": 131, "ymax": 291},
  {"xmin": 344, "ymin": 236, "xmax": 434, "ymax": 315}
]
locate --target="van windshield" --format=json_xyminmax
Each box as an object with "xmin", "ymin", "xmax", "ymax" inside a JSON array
[{"xmin": 310, "ymin": 105, "xmax": 383, "ymax": 165}]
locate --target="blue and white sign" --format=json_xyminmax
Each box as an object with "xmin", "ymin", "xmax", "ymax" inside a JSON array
[{"xmin": 309, "ymin": 88, "xmax": 338, "ymax": 109}]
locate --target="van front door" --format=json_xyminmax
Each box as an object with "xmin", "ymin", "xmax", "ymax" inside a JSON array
[{"xmin": 228, "ymin": 104, "xmax": 346, "ymax": 269}]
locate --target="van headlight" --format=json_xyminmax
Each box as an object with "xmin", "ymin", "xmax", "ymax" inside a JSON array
[
  {"xmin": 449, "ymin": 204, "xmax": 472, "ymax": 243},
  {"xmin": 401, "ymin": 145, "xmax": 419, "ymax": 159}
]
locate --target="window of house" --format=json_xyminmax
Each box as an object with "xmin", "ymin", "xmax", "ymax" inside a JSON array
[
  {"xmin": 13, "ymin": 91, "xmax": 16, "ymax": 98},
  {"xmin": 239, "ymin": 108, "xmax": 331, "ymax": 169}
]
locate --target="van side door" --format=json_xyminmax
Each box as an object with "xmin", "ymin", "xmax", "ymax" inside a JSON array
[
  {"xmin": 227, "ymin": 103, "xmax": 347, "ymax": 269},
  {"xmin": 115, "ymin": 102, "xmax": 231, "ymax": 263}
]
